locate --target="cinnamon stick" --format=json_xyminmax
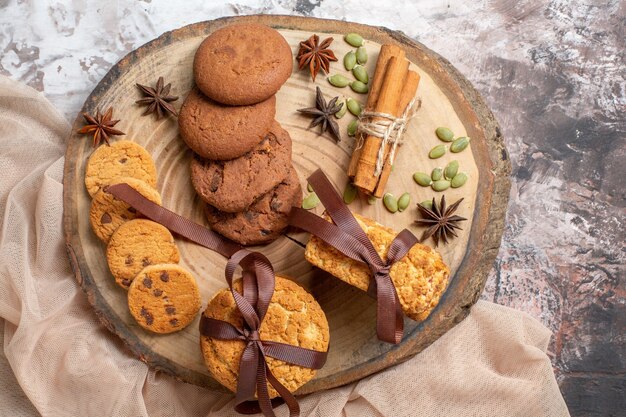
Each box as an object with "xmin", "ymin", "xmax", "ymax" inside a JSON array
[
  {"xmin": 347, "ymin": 45, "xmax": 405, "ymax": 178},
  {"xmin": 373, "ymin": 70, "xmax": 420, "ymax": 197},
  {"xmin": 365, "ymin": 45, "xmax": 406, "ymax": 111},
  {"xmin": 353, "ymin": 57, "xmax": 409, "ymax": 193}
]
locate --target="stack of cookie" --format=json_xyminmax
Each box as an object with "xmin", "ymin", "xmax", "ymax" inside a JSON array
[
  {"xmin": 85, "ymin": 140, "xmax": 201, "ymax": 334},
  {"xmin": 305, "ymin": 212, "xmax": 450, "ymax": 322},
  {"xmin": 179, "ymin": 23, "xmax": 302, "ymax": 246}
]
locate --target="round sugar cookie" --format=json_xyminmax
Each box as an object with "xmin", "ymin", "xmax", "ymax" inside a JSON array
[
  {"xmin": 193, "ymin": 23, "xmax": 292, "ymax": 105},
  {"xmin": 178, "ymin": 88, "xmax": 276, "ymax": 160},
  {"xmin": 191, "ymin": 121, "xmax": 293, "ymax": 213},
  {"xmin": 200, "ymin": 276, "xmax": 329, "ymax": 397},
  {"xmin": 89, "ymin": 177, "xmax": 161, "ymax": 243},
  {"xmin": 84, "ymin": 140, "xmax": 157, "ymax": 197},
  {"xmin": 204, "ymin": 167, "xmax": 302, "ymax": 245},
  {"xmin": 106, "ymin": 219, "xmax": 180, "ymax": 289},
  {"xmin": 128, "ymin": 264, "xmax": 201, "ymax": 334}
]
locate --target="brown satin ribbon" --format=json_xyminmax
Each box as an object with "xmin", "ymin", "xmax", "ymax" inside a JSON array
[
  {"xmin": 288, "ymin": 169, "xmax": 419, "ymax": 344},
  {"xmin": 105, "ymin": 184, "xmax": 328, "ymax": 417},
  {"xmin": 199, "ymin": 249, "xmax": 327, "ymax": 417}
]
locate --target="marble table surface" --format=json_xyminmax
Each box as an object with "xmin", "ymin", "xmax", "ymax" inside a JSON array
[{"xmin": 1, "ymin": 0, "xmax": 624, "ymax": 415}]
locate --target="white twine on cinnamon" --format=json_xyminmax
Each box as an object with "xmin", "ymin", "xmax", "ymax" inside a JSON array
[{"xmin": 355, "ymin": 96, "xmax": 422, "ymax": 176}]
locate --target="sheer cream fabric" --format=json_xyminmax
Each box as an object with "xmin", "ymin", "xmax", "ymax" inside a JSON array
[{"xmin": 0, "ymin": 76, "xmax": 570, "ymax": 417}]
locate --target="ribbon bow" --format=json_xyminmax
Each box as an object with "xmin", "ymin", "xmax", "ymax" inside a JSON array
[
  {"xmin": 200, "ymin": 249, "xmax": 327, "ymax": 417},
  {"xmin": 105, "ymin": 184, "xmax": 328, "ymax": 417},
  {"xmin": 289, "ymin": 169, "xmax": 418, "ymax": 344}
]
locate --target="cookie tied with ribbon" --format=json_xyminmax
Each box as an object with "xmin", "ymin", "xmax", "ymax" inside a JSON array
[
  {"xmin": 289, "ymin": 169, "xmax": 450, "ymax": 344},
  {"xmin": 200, "ymin": 250, "xmax": 329, "ymax": 416},
  {"xmin": 105, "ymin": 183, "xmax": 329, "ymax": 417}
]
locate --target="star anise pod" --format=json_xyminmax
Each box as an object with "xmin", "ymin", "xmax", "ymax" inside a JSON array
[
  {"xmin": 297, "ymin": 34, "xmax": 338, "ymax": 81},
  {"xmin": 297, "ymin": 86, "xmax": 342, "ymax": 142},
  {"xmin": 77, "ymin": 107, "xmax": 125, "ymax": 147},
  {"xmin": 415, "ymin": 195, "xmax": 467, "ymax": 247},
  {"xmin": 136, "ymin": 76, "xmax": 179, "ymax": 119}
]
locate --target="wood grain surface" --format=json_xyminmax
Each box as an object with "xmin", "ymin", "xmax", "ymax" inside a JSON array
[{"xmin": 63, "ymin": 15, "xmax": 510, "ymax": 394}]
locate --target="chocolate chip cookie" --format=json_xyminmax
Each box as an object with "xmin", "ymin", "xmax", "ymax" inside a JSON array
[
  {"xmin": 200, "ymin": 275, "xmax": 329, "ymax": 397},
  {"xmin": 178, "ymin": 88, "xmax": 276, "ymax": 160},
  {"xmin": 127, "ymin": 264, "xmax": 201, "ymax": 334},
  {"xmin": 106, "ymin": 219, "xmax": 180, "ymax": 289},
  {"xmin": 193, "ymin": 23, "xmax": 292, "ymax": 105},
  {"xmin": 85, "ymin": 140, "xmax": 157, "ymax": 197},
  {"xmin": 190, "ymin": 121, "xmax": 293, "ymax": 213},
  {"xmin": 204, "ymin": 167, "xmax": 302, "ymax": 245},
  {"xmin": 89, "ymin": 177, "xmax": 161, "ymax": 243}
]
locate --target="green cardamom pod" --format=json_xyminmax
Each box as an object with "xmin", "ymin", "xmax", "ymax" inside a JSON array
[
  {"xmin": 435, "ymin": 127, "xmax": 455, "ymax": 142},
  {"xmin": 451, "ymin": 172, "xmax": 468, "ymax": 188},
  {"xmin": 356, "ymin": 46, "xmax": 368, "ymax": 64},
  {"xmin": 344, "ymin": 33, "xmax": 364, "ymax": 47},
  {"xmin": 346, "ymin": 98, "xmax": 362, "ymax": 116},
  {"xmin": 397, "ymin": 192, "xmax": 411, "ymax": 212},
  {"xmin": 432, "ymin": 180, "xmax": 451, "ymax": 192},
  {"xmin": 347, "ymin": 119, "xmax": 358, "ymax": 136},
  {"xmin": 352, "ymin": 65, "xmax": 369, "ymax": 84},
  {"xmin": 367, "ymin": 195, "xmax": 377, "ymax": 205},
  {"xmin": 413, "ymin": 172, "xmax": 433, "ymax": 186},
  {"xmin": 302, "ymin": 193, "xmax": 320, "ymax": 210},
  {"xmin": 444, "ymin": 160, "xmax": 459, "ymax": 180},
  {"xmin": 420, "ymin": 199, "xmax": 433, "ymax": 210},
  {"xmin": 350, "ymin": 80, "xmax": 369, "ymax": 94},
  {"xmin": 343, "ymin": 183, "xmax": 358, "ymax": 204},
  {"xmin": 328, "ymin": 74, "xmax": 351, "ymax": 88},
  {"xmin": 334, "ymin": 100, "xmax": 347, "ymax": 119},
  {"xmin": 383, "ymin": 193, "xmax": 398, "ymax": 213},
  {"xmin": 343, "ymin": 51, "xmax": 357, "ymax": 70},
  {"xmin": 450, "ymin": 137, "xmax": 470, "ymax": 153},
  {"xmin": 431, "ymin": 167, "xmax": 443, "ymax": 181},
  {"xmin": 429, "ymin": 144, "xmax": 447, "ymax": 159}
]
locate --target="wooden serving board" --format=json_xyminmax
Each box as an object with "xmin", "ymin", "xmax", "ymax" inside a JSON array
[{"xmin": 63, "ymin": 15, "xmax": 510, "ymax": 395}]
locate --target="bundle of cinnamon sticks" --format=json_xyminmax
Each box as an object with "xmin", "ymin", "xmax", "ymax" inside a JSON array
[{"xmin": 347, "ymin": 44, "xmax": 420, "ymax": 197}]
